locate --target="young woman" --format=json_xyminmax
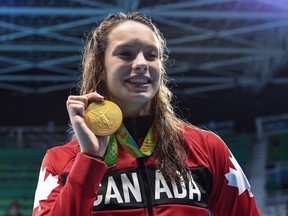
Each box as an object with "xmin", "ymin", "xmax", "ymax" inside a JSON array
[{"xmin": 33, "ymin": 12, "xmax": 261, "ymax": 216}]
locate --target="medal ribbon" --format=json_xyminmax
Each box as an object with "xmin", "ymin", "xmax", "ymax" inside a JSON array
[{"xmin": 104, "ymin": 123, "xmax": 157, "ymax": 165}]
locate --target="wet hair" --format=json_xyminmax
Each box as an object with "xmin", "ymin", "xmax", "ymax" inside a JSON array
[{"xmin": 80, "ymin": 12, "xmax": 190, "ymax": 182}]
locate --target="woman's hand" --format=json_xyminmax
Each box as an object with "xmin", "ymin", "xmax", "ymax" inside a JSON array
[{"xmin": 66, "ymin": 92, "xmax": 109, "ymax": 158}]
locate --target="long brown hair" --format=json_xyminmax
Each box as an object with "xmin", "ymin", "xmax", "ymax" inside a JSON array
[{"xmin": 80, "ymin": 12, "xmax": 190, "ymax": 182}]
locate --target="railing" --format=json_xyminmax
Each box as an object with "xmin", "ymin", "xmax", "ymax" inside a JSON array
[{"xmin": 0, "ymin": 125, "xmax": 70, "ymax": 149}]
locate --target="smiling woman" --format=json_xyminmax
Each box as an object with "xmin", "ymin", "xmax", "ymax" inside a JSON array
[
  {"xmin": 32, "ymin": 12, "xmax": 261, "ymax": 216},
  {"xmin": 103, "ymin": 20, "xmax": 162, "ymax": 116}
]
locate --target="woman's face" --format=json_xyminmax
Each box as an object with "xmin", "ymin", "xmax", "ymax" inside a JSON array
[{"xmin": 103, "ymin": 20, "xmax": 162, "ymax": 116}]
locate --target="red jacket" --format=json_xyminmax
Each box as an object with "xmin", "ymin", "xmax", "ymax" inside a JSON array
[{"xmin": 33, "ymin": 126, "xmax": 261, "ymax": 216}]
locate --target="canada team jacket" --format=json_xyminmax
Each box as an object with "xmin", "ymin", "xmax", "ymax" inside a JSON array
[{"xmin": 33, "ymin": 126, "xmax": 261, "ymax": 215}]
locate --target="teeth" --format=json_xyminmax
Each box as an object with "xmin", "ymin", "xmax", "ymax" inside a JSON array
[{"xmin": 129, "ymin": 78, "xmax": 148, "ymax": 84}]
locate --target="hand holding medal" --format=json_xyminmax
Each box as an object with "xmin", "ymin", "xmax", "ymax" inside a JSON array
[{"xmin": 84, "ymin": 100, "xmax": 123, "ymax": 136}]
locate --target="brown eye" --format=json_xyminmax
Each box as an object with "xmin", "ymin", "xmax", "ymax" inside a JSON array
[
  {"xmin": 118, "ymin": 51, "xmax": 133, "ymax": 59},
  {"xmin": 146, "ymin": 52, "xmax": 158, "ymax": 61}
]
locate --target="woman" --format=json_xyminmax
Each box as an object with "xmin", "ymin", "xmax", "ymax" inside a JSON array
[{"xmin": 33, "ymin": 12, "xmax": 261, "ymax": 216}]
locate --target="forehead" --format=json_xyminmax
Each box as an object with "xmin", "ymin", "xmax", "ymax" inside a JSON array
[{"xmin": 107, "ymin": 20, "xmax": 160, "ymax": 49}]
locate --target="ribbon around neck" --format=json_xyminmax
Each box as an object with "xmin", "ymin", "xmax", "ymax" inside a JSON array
[{"xmin": 104, "ymin": 123, "xmax": 157, "ymax": 165}]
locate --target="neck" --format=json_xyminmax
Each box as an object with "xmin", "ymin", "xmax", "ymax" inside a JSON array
[{"xmin": 123, "ymin": 115, "xmax": 154, "ymax": 143}]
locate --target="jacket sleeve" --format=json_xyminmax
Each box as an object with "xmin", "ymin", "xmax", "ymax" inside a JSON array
[
  {"xmin": 206, "ymin": 132, "xmax": 261, "ymax": 216},
  {"xmin": 32, "ymin": 151, "xmax": 107, "ymax": 216}
]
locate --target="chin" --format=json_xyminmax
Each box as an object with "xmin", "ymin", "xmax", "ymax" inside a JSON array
[{"xmin": 128, "ymin": 94, "xmax": 153, "ymax": 103}]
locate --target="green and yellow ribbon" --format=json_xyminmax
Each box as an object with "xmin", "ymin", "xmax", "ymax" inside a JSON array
[{"xmin": 104, "ymin": 123, "xmax": 157, "ymax": 165}]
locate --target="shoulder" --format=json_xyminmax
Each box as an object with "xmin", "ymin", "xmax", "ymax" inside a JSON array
[
  {"xmin": 182, "ymin": 125, "xmax": 231, "ymax": 168},
  {"xmin": 47, "ymin": 139, "xmax": 80, "ymax": 158},
  {"xmin": 183, "ymin": 125, "xmax": 224, "ymax": 148},
  {"xmin": 43, "ymin": 139, "xmax": 80, "ymax": 175},
  {"xmin": 47, "ymin": 140, "xmax": 80, "ymax": 154}
]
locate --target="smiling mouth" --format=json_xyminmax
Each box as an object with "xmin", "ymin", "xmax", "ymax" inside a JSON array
[{"xmin": 126, "ymin": 78, "xmax": 151, "ymax": 85}]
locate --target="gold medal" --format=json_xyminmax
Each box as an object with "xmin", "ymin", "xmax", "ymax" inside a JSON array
[{"xmin": 84, "ymin": 100, "xmax": 122, "ymax": 136}]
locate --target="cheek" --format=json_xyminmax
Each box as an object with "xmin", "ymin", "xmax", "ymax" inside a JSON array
[
  {"xmin": 105, "ymin": 70, "xmax": 121, "ymax": 93},
  {"xmin": 103, "ymin": 64, "xmax": 115, "ymax": 81},
  {"xmin": 100, "ymin": 69, "xmax": 109, "ymax": 89},
  {"xmin": 154, "ymin": 67, "xmax": 162, "ymax": 85}
]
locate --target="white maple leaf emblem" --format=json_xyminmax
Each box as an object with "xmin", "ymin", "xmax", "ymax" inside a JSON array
[
  {"xmin": 225, "ymin": 153, "xmax": 254, "ymax": 197},
  {"xmin": 33, "ymin": 167, "xmax": 59, "ymax": 211}
]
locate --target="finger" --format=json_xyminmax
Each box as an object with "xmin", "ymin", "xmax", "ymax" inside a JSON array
[
  {"xmin": 68, "ymin": 92, "xmax": 104, "ymax": 109},
  {"xmin": 66, "ymin": 98, "xmax": 86, "ymax": 112},
  {"xmin": 85, "ymin": 92, "xmax": 104, "ymax": 102},
  {"xmin": 68, "ymin": 95, "xmax": 89, "ymax": 108},
  {"xmin": 67, "ymin": 103, "xmax": 86, "ymax": 118},
  {"xmin": 67, "ymin": 103, "xmax": 86, "ymax": 117}
]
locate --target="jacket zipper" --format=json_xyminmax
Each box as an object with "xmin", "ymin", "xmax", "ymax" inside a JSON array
[
  {"xmin": 139, "ymin": 158, "xmax": 153, "ymax": 216},
  {"xmin": 130, "ymin": 118, "xmax": 153, "ymax": 216}
]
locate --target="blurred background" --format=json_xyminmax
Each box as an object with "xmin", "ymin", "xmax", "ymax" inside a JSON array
[{"xmin": 0, "ymin": 0, "xmax": 288, "ymax": 215}]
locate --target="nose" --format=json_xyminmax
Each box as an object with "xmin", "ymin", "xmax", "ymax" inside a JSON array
[{"xmin": 133, "ymin": 52, "xmax": 148, "ymax": 73}]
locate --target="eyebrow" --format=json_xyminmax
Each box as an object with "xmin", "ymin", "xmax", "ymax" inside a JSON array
[{"xmin": 115, "ymin": 42, "xmax": 158, "ymax": 51}]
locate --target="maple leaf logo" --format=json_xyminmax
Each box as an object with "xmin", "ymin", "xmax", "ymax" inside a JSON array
[
  {"xmin": 225, "ymin": 153, "xmax": 254, "ymax": 197},
  {"xmin": 33, "ymin": 167, "xmax": 59, "ymax": 211}
]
